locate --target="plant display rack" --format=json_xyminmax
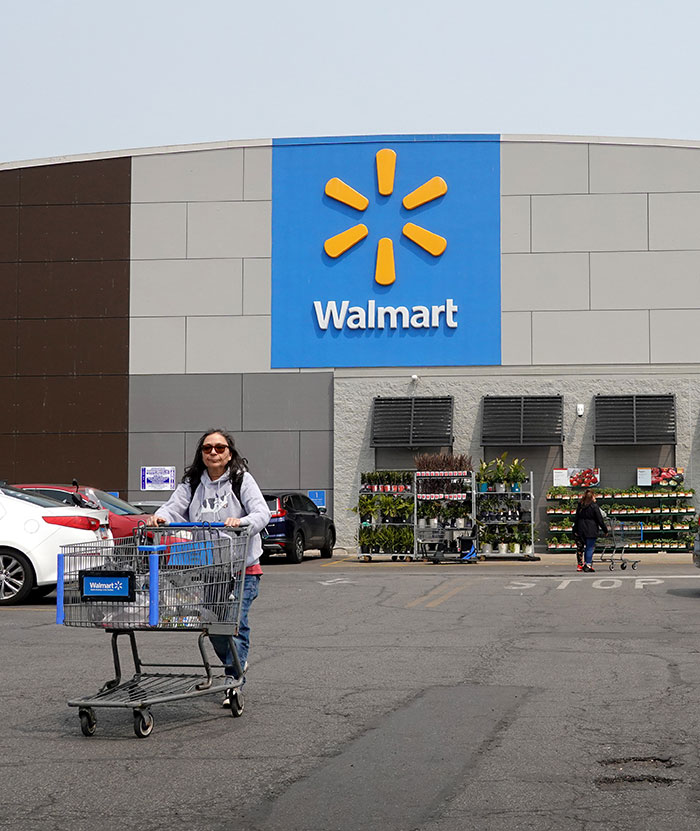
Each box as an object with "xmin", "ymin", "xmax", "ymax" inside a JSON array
[
  {"xmin": 475, "ymin": 472, "xmax": 536, "ymax": 559},
  {"xmin": 357, "ymin": 471, "xmax": 416, "ymax": 562},
  {"xmin": 546, "ymin": 486, "xmax": 697, "ymax": 553},
  {"xmin": 414, "ymin": 470, "xmax": 476, "ymax": 563}
]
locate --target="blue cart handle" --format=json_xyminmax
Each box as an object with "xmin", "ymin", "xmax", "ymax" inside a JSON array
[{"xmin": 156, "ymin": 522, "xmax": 227, "ymax": 528}]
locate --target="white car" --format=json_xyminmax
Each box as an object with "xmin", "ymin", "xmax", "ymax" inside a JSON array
[{"xmin": 0, "ymin": 485, "xmax": 112, "ymax": 605}]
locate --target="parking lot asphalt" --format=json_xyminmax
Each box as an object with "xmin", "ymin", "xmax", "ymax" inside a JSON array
[{"xmin": 4, "ymin": 551, "xmax": 700, "ymax": 830}]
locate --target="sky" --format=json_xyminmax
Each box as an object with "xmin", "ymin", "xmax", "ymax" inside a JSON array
[{"xmin": 2, "ymin": 0, "xmax": 700, "ymax": 165}]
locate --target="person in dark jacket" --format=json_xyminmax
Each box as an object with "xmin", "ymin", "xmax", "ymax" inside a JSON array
[{"xmin": 573, "ymin": 490, "xmax": 608, "ymax": 573}]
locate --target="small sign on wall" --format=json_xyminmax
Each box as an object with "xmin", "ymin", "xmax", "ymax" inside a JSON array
[
  {"xmin": 308, "ymin": 490, "xmax": 326, "ymax": 508},
  {"xmin": 141, "ymin": 466, "xmax": 176, "ymax": 491}
]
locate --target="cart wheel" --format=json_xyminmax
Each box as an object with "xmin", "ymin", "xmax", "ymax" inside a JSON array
[
  {"xmin": 398, "ymin": 555, "xmax": 405, "ymax": 561},
  {"xmin": 632, "ymin": 562, "xmax": 638, "ymax": 570},
  {"xmin": 228, "ymin": 689, "xmax": 244, "ymax": 717},
  {"xmin": 391, "ymin": 555, "xmax": 398, "ymax": 561},
  {"xmin": 609, "ymin": 563, "xmax": 614, "ymax": 571},
  {"xmin": 79, "ymin": 708, "xmax": 96, "ymax": 737},
  {"xmin": 620, "ymin": 561, "xmax": 627, "ymax": 570},
  {"xmin": 362, "ymin": 555, "xmax": 372, "ymax": 562},
  {"xmin": 133, "ymin": 709, "xmax": 154, "ymax": 738},
  {"xmin": 405, "ymin": 555, "xmax": 413, "ymax": 562}
]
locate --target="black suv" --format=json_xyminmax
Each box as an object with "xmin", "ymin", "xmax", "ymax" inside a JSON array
[{"xmin": 262, "ymin": 492, "xmax": 335, "ymax": 563}]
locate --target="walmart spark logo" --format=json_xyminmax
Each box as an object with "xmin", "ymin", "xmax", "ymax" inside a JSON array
[{"xmin": 322, "ymin": 148, "xmax": 448, "ymax": 286}]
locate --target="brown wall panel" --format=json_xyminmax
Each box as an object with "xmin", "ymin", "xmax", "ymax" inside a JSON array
[
  {"xmin": 0, "ymin": 207, "xmax": 19, "ymax": 262},
  {"xmin": 0, "ymin": 263, "xmax": 18, "ymax": 318},
  {"xmin": 19, "ymin": 205, "xmax": 130, "ymax": 262},
  {"xmin": 0, "ymin": 434, "xmax": 16, "ymax": 481},
  {"xmin": 0, "ymin": 170, "xmax": 20, "ymax": 206},
  {"xmin": 17, "ymin": 261, "xmax": 129, "ymax": 319},
  {"xmin": 0, "ymin": 379, "xmax": 17, "ymax": 432},
  {"xmin": 4, "ymin": 156, "xmax": 131, "ymax": 495},
  {"xmin": 0, "ymin": 321, "xmax": 17, "ymax": 377},
  {"xmin": 20, "ymin": 158, "xmax": 131, "ymax": 206},
  {"xmin": 12, "ymin": 432, "xmax": 127, "ymax": 490},
  {"xmin": 17, "ymin": 318, "xmax": 128, "ymax": 375},
  {"xmin": 15, "ymin": 376, "xmax": 129, "ymax": 433}
]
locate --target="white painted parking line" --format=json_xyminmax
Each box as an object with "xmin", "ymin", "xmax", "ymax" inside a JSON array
[{"xmin": 505, "ymin": 574, "xmax": 700, "ymax": 591}]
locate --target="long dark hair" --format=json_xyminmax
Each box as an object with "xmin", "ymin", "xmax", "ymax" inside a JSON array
[
  {"xmin": 183, "ymin": 428, "xmax": 248, "ymax": 499},
  {"xmin": 581, "ymin": 489, "xmax": 595, "ymax": 507}
]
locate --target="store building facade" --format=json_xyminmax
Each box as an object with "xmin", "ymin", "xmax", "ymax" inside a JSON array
[{"xmin": 3, "ymin": 133, "xmax": 700, "ymax": 548}]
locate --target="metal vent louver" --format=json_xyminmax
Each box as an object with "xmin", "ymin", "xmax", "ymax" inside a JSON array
[
  {"xmin": 595, "ymin": 395, "xmax": 676, "ymax": 445},
  {"xmin": 482, "ymin": 395, "xmax": 564, "ymax": 445},
  {"xmin": 371, "ymin": 397, "xmax": 453, "ymax": 447}
]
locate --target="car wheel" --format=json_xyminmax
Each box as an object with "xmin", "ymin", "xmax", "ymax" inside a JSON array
[
  {"xmin": 286, "ymin": 532, "xmax": 305, "ymax": 564},
  {"xmin": 320, "ymin": 528, "xmax": 335, "ymax": 558},
  {"xmin": 0, "ymin": 549, "xmax": 34, "ymax": 606}
]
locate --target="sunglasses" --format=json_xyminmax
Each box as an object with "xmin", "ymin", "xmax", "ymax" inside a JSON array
[{"xmin": 202, "ymin": 443, "xmax": 228, "ymax": 454}]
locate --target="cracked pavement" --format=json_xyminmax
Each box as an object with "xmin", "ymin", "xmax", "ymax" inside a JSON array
[{"xmin": 3, "ymin": 556, "xmax": 700, "ymax": 830}]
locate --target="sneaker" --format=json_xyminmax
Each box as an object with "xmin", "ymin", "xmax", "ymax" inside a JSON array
[
  {"xmin": 576, "ymin": 564, "xmax": 584, "ymax": 571},
  {"xmin": 582, "ymin": 565, "xmax": 595, "ymax": 573},
  {"xmin": 221, "ymin": 663, "xmax": 248, "ymax": 707}
]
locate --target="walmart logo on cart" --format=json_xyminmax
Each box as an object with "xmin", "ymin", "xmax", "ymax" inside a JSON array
[{"xmin": 315, "ymin": 148, "xmax": 457, "ymax": 331}]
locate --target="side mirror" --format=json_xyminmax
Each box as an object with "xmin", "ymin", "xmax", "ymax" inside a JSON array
[{"xmin": 318, "ymin": 506, "xmax": 327, "ymax": 515}]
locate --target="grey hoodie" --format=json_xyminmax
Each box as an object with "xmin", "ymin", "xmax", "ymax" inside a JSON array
[{"xmin": 155, "ymin": 469, "xmax": 271, "ymax": 568}]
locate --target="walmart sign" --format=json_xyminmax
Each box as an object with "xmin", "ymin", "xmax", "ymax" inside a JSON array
[{"xmin": 271, "ymin": 135, "xmax": 501, "ymax": 368}]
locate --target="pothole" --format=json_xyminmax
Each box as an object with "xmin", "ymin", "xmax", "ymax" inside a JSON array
[
  {"xmin": 599, "ymin": 756, "xmax": 677, "ymax": 769},
  {"xmin": 596, "ymin": 756, "xmax": 681, "ymax": 788}
]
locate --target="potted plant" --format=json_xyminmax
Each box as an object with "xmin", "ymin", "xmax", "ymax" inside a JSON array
[
  {"xmin": 353, "ymin": 494, "xmax": 377, "ymax": 524},
  {"xmin": 393, "ymin": 497, "xmax": 414, "ymax": 525},
  {"xmin": 475, "ymin": 460, "xmax": 490, "ymax": 492},
  {"xmin": 416, "ymin": 500, "xmax": 431, "ymax": 528},
  {"xmin": 489, "ymin": 453, "xmax": 508, "ymax": 493},
  {"xmin": 508, "ymin": 458, "xmax": 527, "ymax": 492},
  {"xmin": 378, "ymin": 494, "xmax": 397, "ymax": 523}
]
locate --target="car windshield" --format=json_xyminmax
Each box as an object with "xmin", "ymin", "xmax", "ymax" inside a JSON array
[
  {"xmin": 89, "ymin": 489, "xmax": 145, "ymax": 516},
  {"xmin": 0, "ymin": 485, "xmax": 69, "ymax": 508}
]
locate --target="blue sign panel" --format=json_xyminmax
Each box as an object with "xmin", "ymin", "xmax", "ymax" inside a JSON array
[
  {"xmin": 80, "ymin": 571, "xmax": 134, "ymax": 601},
  {"xmin": 271, "ymin": 134, "xmax": 501, "ymax": 368},
  {"xmin": 308, "ymin": 490, "xmax": 326, "ymax": 508}
]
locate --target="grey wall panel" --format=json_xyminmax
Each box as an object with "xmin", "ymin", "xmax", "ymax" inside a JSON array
[
  {"xmin": 131, "ymin": 203, "xmax": 187, "ymax": 259},
  {"xmin": 186, "ymin": 429, "xmax": 301, "ymax": 491},
  {"xmin": 532, "ymin": 310, "xmax": 649, "ymax": 365},
  {"xmin": 130, "ymin": 317, "xmax": 186, "ymax": 374},
  {"xmin": 650, "ymin": 193, "xmax": 700, "ymax": 250},
  {"xmin": 243, "ymin": 147, "xmax": 271, "ymax": 201},
  {"xmin": 129, "ymin": 374, "xmax": 242, "ymax": 432},
  {"xmin": 650, "ymin": 310, "xmax": 700, "ymax": 363},
  {"xmin": 501, "ymin": 142, "xmax": 588, "ymax": 195},
  {"xmin": 186, "ymin": 316, "xmax": 271, "ymax": 373},
  {"xmin": 128, "ymin": 431, "xmax": 187, "ymax": 493},
  {"xmin": 242, "ymin": 372, "xmax": 333, "ymax": 431},
  {"xmin": 132, "ymin": 149, "xmax": 243, "ymax": 203},
  {"xmin": 590, "ymin": 144, "xmax": 700, "ymax": 193},
  {"xmin": 591, "ymin": 251, "xmax": 700, "ymax": 310},
  {"xmin": 243, "ymin": 258, "xmax": 271, "ymax": 315},
  {"xmin": 531, "ymin": 194, "xmax": 648, "ymax": 252},
  {"xmin": 501, "ymin": 311, "xmax": 532, "ymax": 366},
  {"xmin": 595, "ymin": 445, "xmax": 675, "ymax": 488},
  {"xmin": 187, "ymin": 202, "xmax": 271, "ymax": 258},
  {"xmin": 130, "ymin": 259, "xmax": 243, "ymax": 317},
  {"xmin": 502, "ymin": 253, "xmax": 589, "ymax": 311},
  {"xmin": 501, "ymin": 196, "xmax": 530, "ymax": 253},
  {"xmin": 299, "ymin": 431, "xmax": 333, "ymax": 489}
]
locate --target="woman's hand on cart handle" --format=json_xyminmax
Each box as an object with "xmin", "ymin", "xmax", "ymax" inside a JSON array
[
  {"xmin": 224, "ymin": 517, "xmax": 242, "ymax": 528},
  {"xmin": 145, "ymin": 514, "xmax": 167, "ymax": 527}
]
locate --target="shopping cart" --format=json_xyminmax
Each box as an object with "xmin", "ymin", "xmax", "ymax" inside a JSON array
[
  {"xmin": 57, "ymin": 523, "xmax": 249, "ymax": 738},
  {"xmin": 594, "ymin": 516, "xmax": 640, "ymax": 571}
]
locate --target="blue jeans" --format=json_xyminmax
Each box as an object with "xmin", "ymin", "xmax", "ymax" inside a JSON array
[
  {"xmin": 209, "ymin": 574, "xmax": 260, "ymax": 680},
  {"xmin": 584, "ymin": 538, "xmax": 596, "ymax": 566}
]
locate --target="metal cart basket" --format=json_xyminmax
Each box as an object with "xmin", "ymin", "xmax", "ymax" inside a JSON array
[
  {"xmin": 594, "ymin": 516, "xmax": 640, "ymax": 571},
  {"xmin": 57, "ymin": 523, "xmax": 250, "ymax": 738}
]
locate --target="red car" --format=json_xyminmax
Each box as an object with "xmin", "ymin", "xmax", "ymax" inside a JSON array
[{"xmin": 13, "ymin": 484, "xmax": 148, "ymax": 540}]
